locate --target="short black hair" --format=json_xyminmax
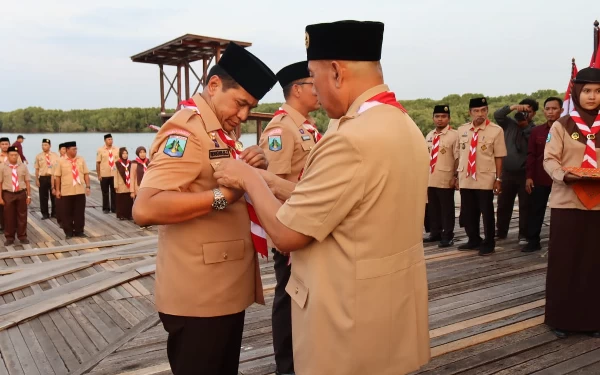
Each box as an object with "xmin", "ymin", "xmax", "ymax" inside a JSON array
[
  {"xmin": 519, "ymin": 98, "xmax": 539, "ymax": 112},
  {"xmin": 282, "ymin": 83, "xmax": 294, "ymax": 100},
  {"xmin": 544, "ymin": 96, "xmax": 563, "ymax": 108},
  {"xmin": 206, "ymin": 65, "xmax": 240, "ymax": 91}
]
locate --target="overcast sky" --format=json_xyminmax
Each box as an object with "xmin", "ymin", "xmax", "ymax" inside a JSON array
[{"xmin": 1, "ymin": 0, "xmax": 598, "ymax": 112}]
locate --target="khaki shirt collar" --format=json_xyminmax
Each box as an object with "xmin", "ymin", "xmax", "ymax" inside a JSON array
[
  {"xmin": 192, "ymin": 93, "xmax": 224, "ymax": 133},
  {"xmin": 346, "ymin": 84, "xmax": 390, "ymax": 117},
  {"xmin": 435, "ymin": 125, "xmax": 451, "ymax": 136},
  {"xmin": 281, "ymin": 103, "xmax": 314, "ymax": 127},
  {"xmin": 469, "ymin": 120, "xmax": 490, "ymax": 132}
]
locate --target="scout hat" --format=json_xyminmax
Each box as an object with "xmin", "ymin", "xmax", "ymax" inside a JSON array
[
  {"xmin": 42, "ymin": 138, "xmax": 51, "ymax": 144},
  {"xmin": 58, "ymin": 143, "xmax": 66, "ymax": 149},
  {"xmin": 305, "ymin": 20, "xmax": 384, "ymax": 61},
  {"xmin": 64, "ymin": 141, "xmax": 76, "ymax": 148},
  {"xmin": 104, "ymin": 133, "xmax": 112, "ymax": 140},
  {"xmin": 433, "ymin": 105, "xmax": 450, "ymax": 116},
  {"xmin": 469, "ymin": 97, "xmax": 488, "ymax": 109},
  {"xmin": 217, "ymin": 42, "xmax": 277, "ymax": 100},
  {"xmin": 7, "ymin": 146, "xmax": 18, "ymax": 153},
  {"xmin": 573, "ymin": 67, "xmax": 600, "ymax": 84},
  {"xmin": 0, "ymin": 137, "xmax": 9, "ymax": 143},
  {"xmin": 276, "ymin": 61, "xmax": 310, "ymax": 88}
]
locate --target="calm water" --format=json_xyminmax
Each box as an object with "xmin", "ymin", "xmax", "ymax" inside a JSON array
[{"xmin": 3, "ymin": 133, "xmax": 259, "ymax": 173}]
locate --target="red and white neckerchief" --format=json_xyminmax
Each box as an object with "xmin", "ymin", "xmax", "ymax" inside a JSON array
[
  {"xmin": 120, "ymin": 160, "xmax": 131, "ymax": 188},
  {"xmin": 135, "ymin": 157, "xmax": 148, "ymax": 172},
  {"xmin": 9, "ymin": 165, "xmax": 19, "ymax": 192},
  {"xmin": 570, "ymin": 110, "xmax": 600, "ymax": 168},
  {"xmin": 357, "ymin": 91, "xmax": 407, "ymax": 114},
  {"xmin": 45, "ymin": 153, "xmax": 51, "ymax": 167},
  {"xmin": 69, "ymin": 158, "xmax": 81, "ymax": 186},
  {"xmin": 180, "ymin": 98, "xmax": 268, "ymax": 258},
  {"xmin": 467, "ymin": 120, "xmax": 490, "ymax": 180},
  {"xmin": 430, "ymin": 126, "xmax": 452, "ymax": 173},
  {"xmin": 106, "ymin": 147, "xmax": 115, "ymax": 170}
]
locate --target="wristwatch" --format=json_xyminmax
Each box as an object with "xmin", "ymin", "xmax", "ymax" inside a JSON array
[
  {"xmin": 211, "ymin": 188, "xmax": 228, "ymax": 211},
  {"xmin": 495, "ymin": 177, "xmax": 502, "ymax": 182}
]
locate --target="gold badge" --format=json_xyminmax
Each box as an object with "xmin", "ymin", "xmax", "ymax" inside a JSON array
[
  {"xmin": 482, "ymin": 98, "xmax": 486, "ymax": 103},
  {"xmin": 481, "ymin": 145, "xmax": 487, "ymax": 151},
  {"xmin": 444, "ymin": 106, "xmax": 449, "ymax": 112},
  {"xmin": 461, "ymin": 143, "xmax": 466, "ymax": 149},
  {"xmin": 305, "ymin": 32, "xmax": 310, "ymax": 49},
  {"xmin": 235, "ymin": 140, "xmax": 244, "ymax": 151},
  {"xmin": 440, "ymin": 148, "xmax": 446, "ymax": 154},
  {"xmin": 572, "ymin": 133, "xmax": 580, "ymax": 140},
  {"xmin": 587, "ymin": 134, "xmax": 596, "ymax": 140}
]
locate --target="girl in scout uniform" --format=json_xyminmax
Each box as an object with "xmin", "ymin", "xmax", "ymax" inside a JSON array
[
  {"xmin": 543, "ymin": 67, "xmax": 600, "ymax": 339},
  {"xmin": 130, "ymin": 146, "xmax": 149, "ymax": 200},
  {"xmin": 115, "ymin": 147, "xmax": 134, "ymax": 220}
]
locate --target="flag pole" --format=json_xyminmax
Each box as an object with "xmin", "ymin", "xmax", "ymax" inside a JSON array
[{"xmin": 594, "ymin": 20, "xmax": 599, "ymax": 66}]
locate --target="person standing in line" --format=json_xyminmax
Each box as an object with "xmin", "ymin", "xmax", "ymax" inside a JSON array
[
  {"xmin": 115, "ymin": 147, "xmax": 134, "ymax": 220},
  {"xmin": 11, "ymin": 135, "xmax": 27, "ymax": 165},
  {"xmin": 258, "ymin": 60, "xmax": 320, "ymax": 375},
  {"xmin": 52, "ymin": 143, "xmax": 67, "ymax": 228},
  {"xmin": 457, "ymin": 97, "xmax": 507, "ymax": 256},
  {"xmin": 55, "ymin": 142, "xmax": 91, "ymax": 239},
  {"xmin": 423, "ymin": 105, "xmax": 459, "ymax": 248},
  {"xmin": 0, "ymin": 146, "xmax": 31, "ymax": 245},
  {"xmin": 0, "ymin": 137, "xmax": 10, "ymax": 232},
  {"xmin": 213, "ymin": 20, "xmax": 431, "ymax": 375},
  {"xmin": 493, "ymin": 99, "xmax": 537, "ymax": 243},
  {"xmin": 96, "ymin": 134, "xmax": 119, "ymax": 214},
  {"xmin": 34, "ymin": 138, "xmax": 59, "ymax": 220},
  {"xmin": 543, "ymin": 67, "xmax": 600, "ymax": 339},
  {"xmin": 132, "ymin": 42, "xmax": 275, "ymax": 375},
  {"xmin": 130, "ymin": 146, "xmax": 149, "ymax": 200},
  {"xmin": 523, "ymin": 97, "xmax": 563, "ymax": 252}
]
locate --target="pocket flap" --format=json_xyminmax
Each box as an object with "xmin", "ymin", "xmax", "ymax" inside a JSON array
[
  {"xmin": 301, "ymin": 143, "xmax": 314, "ymax": 152},
  {"xmin": 286, "ymin": 275, "xmax": 309, "ymax": 309},
  {"xmin": 203, "ymin": 240, "xmax": 245, "ymax": 265}
]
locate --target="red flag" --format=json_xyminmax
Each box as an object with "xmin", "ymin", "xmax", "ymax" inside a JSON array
[{"xmin": 562, "ymin": 59, "xmax": 578, "ymax": 116}]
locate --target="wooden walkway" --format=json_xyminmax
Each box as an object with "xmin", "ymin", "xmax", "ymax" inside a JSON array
[{"xmin": 0, "ymin": 179, "xmax": 599, "ymax": 375}]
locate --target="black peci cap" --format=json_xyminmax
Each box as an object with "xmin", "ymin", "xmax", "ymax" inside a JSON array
[
  {"xmin": 574, "ymin": 67, "xmax": 600, "ymax": 84},
  {"xmin": 218, "ymin": 42, "xmax": 277, "ymax": 100},
  {"xmin": 64, "ymin": 141, "xmax": 76, "ymax": 148},
  {"xmin": 305, "ymin": 20, "xmax": 384, "ymax": 61},
  {"xmin": 276, "ymin": 61, "xmax": 310, "ymax": 88},
  {"xmin": 42, "ymin": 138, "xmax": 51, "ymax": 144},
  {"xmin": 7, "ymin": 146, "xmax": 18, "ymax": 153},
  {"xmin": 58, "ymin": 143, "xmax": 66, "ymax": 149},
  {"xmin": 469, "ymin": 97, "xmax": 488, "ymax": 109},
  {"xmin": 433, "ymin": 105, "xmax": 450, "ymax": 115},
  {"xmin": 104, "ymin": 133, "xmax": 112, "ymax": 140}
]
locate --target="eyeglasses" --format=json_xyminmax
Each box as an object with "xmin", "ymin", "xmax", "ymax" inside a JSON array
[{"xmin": 296, "ymin": 82, "xmax": 314, "ymax": 86}]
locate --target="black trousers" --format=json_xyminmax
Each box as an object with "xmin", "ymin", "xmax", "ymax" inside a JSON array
[
  {"xmin": 527, "ymin": 185, "xmax": 552, "ymax": 246},
  {"xmin": 427, "ymin": 187, "xmax": 455, "ymax": 241},
  {"xmin": 100, "ymin": 176, "xmax": 116, "ymax": 212},
  {"xmin": 272, "ymin": 249, "xmax": 294, "ymax": 374},
  {"xmin": 496, "ymin": 171, "xmax": 530, "ymax": 238},
  {"xmin": 159, "ymin": 311, "xmax": 245, "ymax": 375},
  {"xmin": 38, "ymin": 176, "xmax": 55, "ymax": 217},
  {"xmin": 460, "ymin": 188, "xmax": 495, "ymax": 246},
  {"xmin": 61, "ymin": 194, "xmax": 86, "ymax": 236},
  {"xmin": 3, "ymin": 190, "xmax": 27, "ymax": 241}
]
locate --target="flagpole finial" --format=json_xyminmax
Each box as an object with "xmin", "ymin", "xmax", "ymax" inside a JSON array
[
  {"xmin": 572, "ymin": 57, "xmax": 576, "ymax": 63},
  {"xmin": 594, "ymin": 19, "xmax": 599, "ymax": 27}
]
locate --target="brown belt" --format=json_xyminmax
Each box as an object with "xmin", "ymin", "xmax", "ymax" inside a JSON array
[{"xmin": 2, "ymin": 190, "xmax": 26, "ymax": 194}]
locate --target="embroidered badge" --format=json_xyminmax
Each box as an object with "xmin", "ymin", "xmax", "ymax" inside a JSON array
[
  {"xmin": 209, "ymin": 132, "xmax": 220, "ymax": 148},
  {"xmin": 481, "ymin": 145, "xmax": 487, "ymax": 151},
  {"xmin": 299, "ymin": 129, "xmax": 305, "ymax": 134},
  {"xmin": 440, "ymin": 148, "xmax": 446, "ymax": 154},
  {"xmin": 546, "ymin": 133, "xmax": 552, "ymax": 143},
  {"xmin": 163, "ymin": 135, "xmax": 187, "ymax": 158},
  {"xmin": 268, "ymin": 135, "xmax": 282, "ymax": 152},
  {"xmin": 268, "ymin": 129, "xmax": 282, "ymax": 136},
  {"xmin": 461, "ymin": 143, "xmax": 466, "ymax": 150},
  {"xmin": 209, "ymin": 149, "xmax": 231, "ymax": 159},
  {"xmin": 301, "ymin": 135, "xmax": 311, "ymax": 141}
]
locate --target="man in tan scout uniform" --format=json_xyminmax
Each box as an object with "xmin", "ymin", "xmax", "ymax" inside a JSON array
[
  {"xmin": 0, "ymin": 146, "xmax": 31, "ymax": 246},
  {"xmin": 424, "ymin": 105, "xmax": 459, "ymax": 248},
  {"xmin": 258, "ymin": 60, "xmax": 319, "ymax": 375},
  {"xmin": 96, "ymin": 134, "xmax": 119, "ymax": 214},
  {"xmin": 55, "ymin": 141, "xmax": 91, "ymax": 239},
  {"xmin": 457, "ymin": 97, "xmax": 507, "ymax": 255},
  {"xmin": 52, "ymin": 143, "xmax": 68, "ymax": 228},
  {"xmin": 34, "ymin": 138, "xmax": 59, "ymax": 220},
  {"xmin": 214, "ymin": 20, "xmax": 431, "ymax": 375},
  {"xmin": 132, "ymin": 42, "xmax": 276, "ymax": 375}
]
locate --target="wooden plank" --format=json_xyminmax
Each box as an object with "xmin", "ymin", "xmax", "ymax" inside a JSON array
[
  {"xmin": 0, "ymin": 330, "xmax": 25, "ymax": 375},
  {"xmin": 70, "ymin": 315, "xmax": 160, "ymax": 375},
  {"xmin": 531, "ymin": 347, "xmax": 600, "ymax": 374},
  {"xmin": 114, "ymin": 363, "xmax": 170, "ymax": 375},
  {"xmin": 78, "ymin": 301, "xmax": 124, "ymax": 343},
  {"xmin": 7, "ymin": 326, "xmax": 41, "ymax": 375},
  {"xmin": 67, "ymin": 304, "xmax": 109, "ymax": 351},
  {"xmin": 37, "ymin": 314, "xmax": 81, "ymax": 372},
  {"xmin": 28, "ymin": 318, "xmax": 69, "ymax": 374}
]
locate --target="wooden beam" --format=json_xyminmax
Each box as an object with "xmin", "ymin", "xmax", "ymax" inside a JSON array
[
  {"xmin": 202, "ymin": 56, "xmax": 208, "ymax": 87},
  {"xmin": 176, "ymin": 64, "xmax": 182, "ymax": 110},
  {"xmin": 185, "ymin": 63, "xmax": 190, "ymax": 99},
  {"xmin": 159, "ymin": 64, "xmax": 165, "ymax": 113}
]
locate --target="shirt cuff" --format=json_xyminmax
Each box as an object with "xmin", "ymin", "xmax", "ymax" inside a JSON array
[
  {"xmin": 267, "ymin": 160, "xmax": 292, "ymax": 175},
  {"xmin": 276, "ymin": 203, "xmax": 329, "ymax": 242},
  {"xmin": 552, "ymin": 168, "xmax": 566, "ymax": 183}
]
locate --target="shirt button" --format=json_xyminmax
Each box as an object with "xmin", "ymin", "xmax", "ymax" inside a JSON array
[
  {"xmin": 295, "ymin": 287, "xmax": 299, "ymax": 294},
  {"xmin": 223, "ymin": 253, "xmax": 228, "ymax": 260}
]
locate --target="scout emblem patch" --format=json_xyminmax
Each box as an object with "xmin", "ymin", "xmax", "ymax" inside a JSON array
[
  {"xmin": 546, "ymin": 133, "xmax": 552, "ymax": 143},
  {"xmin": 440, "ymin": 148, "xmax": 446, "ymax": 154},
  {"xmin": 235, "ymin": 141, "xmax": 244, "ymax": 151},
  {"xmin": 299, "ymin": 129, "xmax": 305, "ymax": 134},
  {"xmin": 163, "ymin": 135, "xmax": 187, "ymax": 157},
  {"xmin": 572, "ymin": 133, "xmax": 580, "ymax": 140},
  {"xmin": 481, "ymin": 145, "xmax": 487, "ymax": 151},
  {"xmin": 461, "ymin": 143, "xmax": 466, "ymax": 150},
  {"xmin": 268, "ymin": 135, "xmax": 282, "ymax": 152},
  {"xmin": 210, "ymin": 132, "xmax": 220, "ymax": 148},
  {"xmin": 209, "ymin": 149, "xmax": 231, "ymax": 159}
]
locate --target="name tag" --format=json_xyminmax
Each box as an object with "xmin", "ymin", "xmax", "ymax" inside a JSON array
[
  {"xmin": 209, "ymin": 149, "xmax": 231, "ymax": 159},
  {"xmin": 301, "ymin": 135, "xmax": 311, "ymax": 141}
]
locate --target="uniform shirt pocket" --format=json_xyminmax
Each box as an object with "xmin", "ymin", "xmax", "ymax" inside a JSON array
[
  {"xmin": 202, "ymin": 239, "xmax": 245, "ymax": 265},
  {"xmin": 286, "ymin": 274, "xmax": 309, "ymax": 309},
  {"xmin": 480, "ymin": 140, "xmax": 494, "ymax": 156}
]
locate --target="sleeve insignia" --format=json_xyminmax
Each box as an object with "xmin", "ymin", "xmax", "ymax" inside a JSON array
[
  {"xmin": 163, "ymin": 135, "xmax": 188, "ymax": 158},
  {"xmin": 268, "ymin": 135, "xmax": 282, "ymax": 152}
]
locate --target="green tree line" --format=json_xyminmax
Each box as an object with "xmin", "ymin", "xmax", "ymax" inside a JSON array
[{"xmin": 0, "ymin": 89, "xmax": 563, "ymax": 136}]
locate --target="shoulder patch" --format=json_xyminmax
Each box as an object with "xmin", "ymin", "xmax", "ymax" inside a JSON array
[
  {"xmin": 268, "ymin": 135, "xmax": 282, "ymax": 152},
  {"xmin": 267, "ymin": 128, "xmax": 282, "ymax": 136},
  {"xmin": 546, "ymin": 133, "xmax": 551, "ymax": 143},
  {"xmin": 163, "ymin": 135, "xmax": 188, "ymax": 158},
  {"xmin": 165, "ymin": 128, "xmax": 191, "ymax": 137}
]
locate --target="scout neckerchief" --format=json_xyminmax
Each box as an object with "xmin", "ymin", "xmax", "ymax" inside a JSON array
[
  {"xmin": 134, "ymin": 157, "xmax": 148, "ymax": 186},
  {"xmin": 179, "ymin": 98, "xmax": 269, "ymax": 258},
  {"xmin": 68, "ymin": 158, "xmax": 81, "ymax": 186},
  {"xmin": 106, "ymin": 147, "xmax": 115, "ymax": 170},
  {"xmin": 135, "ymin": 157, "xmax": 149, "ymax": 173},
  {"xmin": 430, "ymin": 126, "xmax": 452, "ymax": 173},
  {"xmin": 44, "ymin": 152, "xmax": 51, "ymax": 168},
  {"xmin": 119, "ymin": 159, "xmax": 131, "ymax": 189},
  {"xmin": 570, "ymin": 109, "xmax": 600, "ymax": 168},
  {"xmin": 357, "ymin": 91, "xmax": 407, "ymax": 114},
  {"xmin": 467, "ymin": 120, "xmax": 490, "ymax": 180},
  {"xmin": 9, "ymin": 164, "xmax": 19, "ymax": 192}
]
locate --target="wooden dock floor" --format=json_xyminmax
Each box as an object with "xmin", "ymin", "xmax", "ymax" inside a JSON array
[{"xmin": 0, "ymin": 177, "xmax": 598, "ymax": 375}]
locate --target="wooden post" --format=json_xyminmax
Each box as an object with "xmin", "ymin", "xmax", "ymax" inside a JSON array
[
  {"xmin": 202, "ymin": 57, "xmax": 208, "ymax": 87},
  {"xmin": 256, "ymin": 120, "xmax": 262, "ymax": 145},
  {"xmin": 176, "ymin": 64, "xmax": 182, "ymax": 110},
  {"xmin": 185, "ymin": 63, "xmax": 190, "ymax": 100},
  {"xmin": 159, "ymin": 64, "xmax": 165, "ymax": 113},
  {"xmin": 215, "ymin": 45, "xmax": 222, "ymax": 63}
]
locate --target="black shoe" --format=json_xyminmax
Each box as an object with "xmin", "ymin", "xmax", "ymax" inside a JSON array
[
  {"xmin": 103, "ymin": 210, "xmax": 110, "ymax": 214},
  {"xmin": 19, "ymin": 239, "xmax": 30, "ymax": 245},
  {"xmin": 423, "ymin": 235, "xmax": 442, "ymax": 243},
  {"xmin": 51, "ymin": 213, "xmax": 56, "ymax": 218},
  {"xmin": 4, "ymin": 240, "xmax": 14, "ymax": 246},
  {"xmin": 587, "ymin": 331, "xmax": 600, "ymax": 338},
  {"xmin": 458, "ymin": 241, "xmax": 481, "ymax": 251},
  {"xmin": 495, "ymin": 232, "xmax": 507, "ymax": 240},
  {"xmin": 65, "ymin": 234, "xmax": 73, "ymax": 239},
  {"xmin": 552, "ymin": 329, "xmax": 569, "ymax": 339},
  {"xmin": 41, "ymin": 215, "xmax": 50, "ymax": 220},
  {"xmin": 478, "ymin": 245, "xmax": 495, "ymax": 256},
  {"xmin": 74, "ymin": 232, "xmax": 87, "ymax": 238},
  {"xmin": 522, "ymin": 243, "xmax": 541, "ymax": 253},
  {"xmin": 438, "ymin": 239, "xmax": 454, "ymax": 248}
]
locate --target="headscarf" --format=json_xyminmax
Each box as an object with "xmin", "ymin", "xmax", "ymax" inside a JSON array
[
  {"xmin": 115, "ymin": 147, "xmax": 130, "ymax": 185},
  {"xmin": 134, "ymin": 146, "xmax": 149, "ymax": 185}
]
